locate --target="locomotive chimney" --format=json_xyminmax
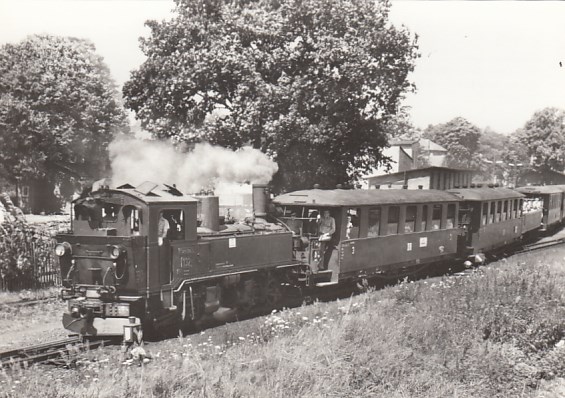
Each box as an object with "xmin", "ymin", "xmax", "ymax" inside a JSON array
[
  {"xmin": 252, "ymin": 184, "xmax": 268, "ymax": 218},
  {"xmin": 200, "ymin": 196, "xmax": 220, "ymax": 231}
]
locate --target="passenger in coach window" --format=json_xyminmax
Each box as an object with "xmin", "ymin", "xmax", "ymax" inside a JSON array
[
  {"xmin": 317, "ymin": 210, "xmax": 336, "ymax": 270},
  {"xmin": 346, "ymin": 215, "xmax": 353, "ymax": 239}
]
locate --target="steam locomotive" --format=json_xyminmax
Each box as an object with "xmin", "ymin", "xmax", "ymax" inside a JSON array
[{"xmin": 55, "ymin": 180, "xmax": 563, "ymax": 340}]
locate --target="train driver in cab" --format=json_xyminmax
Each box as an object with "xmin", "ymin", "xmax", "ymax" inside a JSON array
[
  {"xmin": 317, "ymin": 209, "xmax": 336, "ymax": 270},
  {"xmin": 158, "ymin": 212, "xmax": 170, "ymax": 246}
]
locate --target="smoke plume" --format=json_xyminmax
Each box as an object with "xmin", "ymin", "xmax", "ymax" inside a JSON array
[{"xmin": 108, "ymin": 138, "xmax": 278, "ymax": 193}]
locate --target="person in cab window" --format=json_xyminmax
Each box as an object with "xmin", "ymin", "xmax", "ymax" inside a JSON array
[
  {"xmin": 158, "ymin": 213, "xmax": 170, "ymax": 246},
  {"xmin": 317, "ymin": 210, "xmax": 336, "ymax": 270}
]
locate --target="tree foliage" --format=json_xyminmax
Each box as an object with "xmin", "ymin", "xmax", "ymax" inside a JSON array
[
  {"xmin": 123, "ymin": 0, "xmax": 419, "ymax": 191},
  {"xmin": 0, "ymin": 35, "xmax": 129, "ymax": 188},
  {"xmin": 422, "ymin": 117, "xmax": 481, "ymax": 169},
  {"xmin": 515, "ymin": 107, "xmax": 565, "ymax": 173}
]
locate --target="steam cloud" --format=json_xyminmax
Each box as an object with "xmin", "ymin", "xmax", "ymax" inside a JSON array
[{"xmin": 109, "ymin": 138, "xmax": 278, "ymax": 193}]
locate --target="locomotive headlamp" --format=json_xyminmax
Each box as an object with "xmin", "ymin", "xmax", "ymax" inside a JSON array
[
  {"xmin": 55, "ymin": 242, "xmax": 72, "ymax": 256},
  {"xmin": 109, "ymin": 245, "xmax": 125, "ymax": 259}
]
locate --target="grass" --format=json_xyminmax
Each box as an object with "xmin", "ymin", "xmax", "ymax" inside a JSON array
[
  {"xmin": 0, "ymin": 286, "xmax": 60, "ymax": 305},
  {"xmin": 2, "ymin": 249, "xmax": 565, "ymax": 397}
]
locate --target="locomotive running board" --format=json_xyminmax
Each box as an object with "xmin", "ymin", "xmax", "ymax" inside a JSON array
[
  {"xmin": 174, "ymin": 269, "xmax": 258, "ymax": 292},
  {"xmin": 315, "ymin": 282, "xmax": 339, "ymax": 287}
]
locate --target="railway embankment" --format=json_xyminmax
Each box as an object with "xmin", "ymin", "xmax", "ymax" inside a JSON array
[{"xmin": 2, "ymin": 248, "xmax": 565, "ymax": 397}]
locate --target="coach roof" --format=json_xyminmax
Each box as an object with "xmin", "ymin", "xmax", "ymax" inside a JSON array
[
  {"xmin": 273, "ymin": 189, "xmax": 461, "ymax": 207},
  {"xmin": 515, "ymin": 185, "xmax": 565, "ymax": 195},
  {"xmin": 446, "ymin": 188, "xmax": 524, "ymax": 201}
]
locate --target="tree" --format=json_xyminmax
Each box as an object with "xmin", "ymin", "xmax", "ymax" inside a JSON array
[
  {"xmin": 477, "ymin": 127, "xmax": 509, "ymax": 182},
  {"xmin": 0, "ymin": 35, "xmax": 129, "ymax": 207},
  {"xmin": 516, "ymin": 107, "xmax": 565, "ymax": 173},
  {"xmin": 123, "ymin": 0, "xmax": 419, "ymax": 192},
  {"xmin": 422, "ymin": 117, "xmax": 481, "ymax": 169}
]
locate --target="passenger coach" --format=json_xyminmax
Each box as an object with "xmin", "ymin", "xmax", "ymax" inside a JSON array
[
  {"xmin": 515, "ymin": 185, "xmax": 565, "ymax": 232},
  {"xmin": 273, "ymin": 189, "xmax": 463, "ymax": 286},
  {"xmin": 446, "ymin": 188, "xmax": 528, "ymax": 255}
]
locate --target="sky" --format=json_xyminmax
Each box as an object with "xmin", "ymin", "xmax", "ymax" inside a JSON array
[{"xmin": 0, "ymin": 0, "xmax": 563, "ymax": 135}]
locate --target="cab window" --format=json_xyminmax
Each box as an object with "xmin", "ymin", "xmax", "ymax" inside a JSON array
[
  {"xmin": 102, "ymin": 203, "xmax": 120, "ymax": 222},
  {"xmin": 159, "ymin": 210, "xmax": 185, "ymax": 240},
  {"xmin": 123, "ymin": 206, "xmax": 141, "ymax": 235}
]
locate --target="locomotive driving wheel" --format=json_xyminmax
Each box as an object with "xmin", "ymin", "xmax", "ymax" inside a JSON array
[{"xmin": 263, "ymin": 274, "xmax": 283, "ymax": 310}]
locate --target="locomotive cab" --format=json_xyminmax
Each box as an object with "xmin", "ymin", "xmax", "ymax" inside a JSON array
[{"xmin": 57, "ymin": 181, "xmax": 198, "ymax": 337}]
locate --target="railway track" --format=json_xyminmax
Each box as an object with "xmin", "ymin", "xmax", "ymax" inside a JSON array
[
  {"xmin": 0, "ymin": 336, "xmax": 112, "ymax": 368},
  {"xmin": 515, "ymin": 237, "xmax": 565, "ymax": 254},
  {"xmin": 0, "ymin": 296, "xmax": 58, "ymax": 310}
]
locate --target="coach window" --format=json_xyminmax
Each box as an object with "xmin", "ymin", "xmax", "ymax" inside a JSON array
[
  {"xmin": 482, "ymin": 203, "xmax": 488, "ymax": 225},
  {"xmin": 489, "ymin": 202, "xmax": 495, "ymax": 224},
  {"xmin": 502, "ymin": 201, "xmax": 508, "ymax": 221},
  {"xmin": 387, "ymin": 206, "xmax": 399, "ymax": 235},
  {"xmin": 368, "ymin": 207, "xmax": 381, "ymax": 237},
  {"xmin": 431, "ymin": 204, "xmax": 442, "ymax": 230},
  {"xmin": 496, "ymin": 201, "xmax": 502, "ymax": 223},
  {"xmin": 421, "ymin": 205, "xmax": 428, "ymax": 231},
  {"xmin": 405, "ymin": 206, "xmax": 417, "ymax": 233},
  {"xmin": 446, "ymin": 204, "xmax": 456, "ymax": 229},
  {"xmin": 346, "ymin": 208, "xmax": 360, "ymax": 239}
]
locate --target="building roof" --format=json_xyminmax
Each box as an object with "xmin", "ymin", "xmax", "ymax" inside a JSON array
[
  {"xmin": 446, "ymin": 188, "xmax": 524, "ymax": 201},
  {"xmin": 419, "ymin": 138, "xmax": 447, "ymax": 152},
  {"xmin": 389, "ymin": 139, "xmax": 417, "ymax": 146},
  {"xmin": 273, "ymin": 189, "xmax": 461, "ymax": 207},
  {"xmin": 363, "ymin": 166, "xmax": 473, "ymax": 181}
]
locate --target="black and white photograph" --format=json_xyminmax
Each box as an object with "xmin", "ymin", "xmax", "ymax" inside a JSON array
[{"xmin": 0, "ymin": 0, "xmax": 564, "ymax": 396}]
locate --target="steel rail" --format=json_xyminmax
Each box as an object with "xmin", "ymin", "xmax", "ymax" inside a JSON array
[{"xmin": 0, "ymin": 336, "xmax": 112, "ymax": 368}]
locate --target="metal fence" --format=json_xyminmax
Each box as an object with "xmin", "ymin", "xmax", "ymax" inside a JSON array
[{"xmin": 0, "ymin": 235, "xmax": 61, "ymax": 292}]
